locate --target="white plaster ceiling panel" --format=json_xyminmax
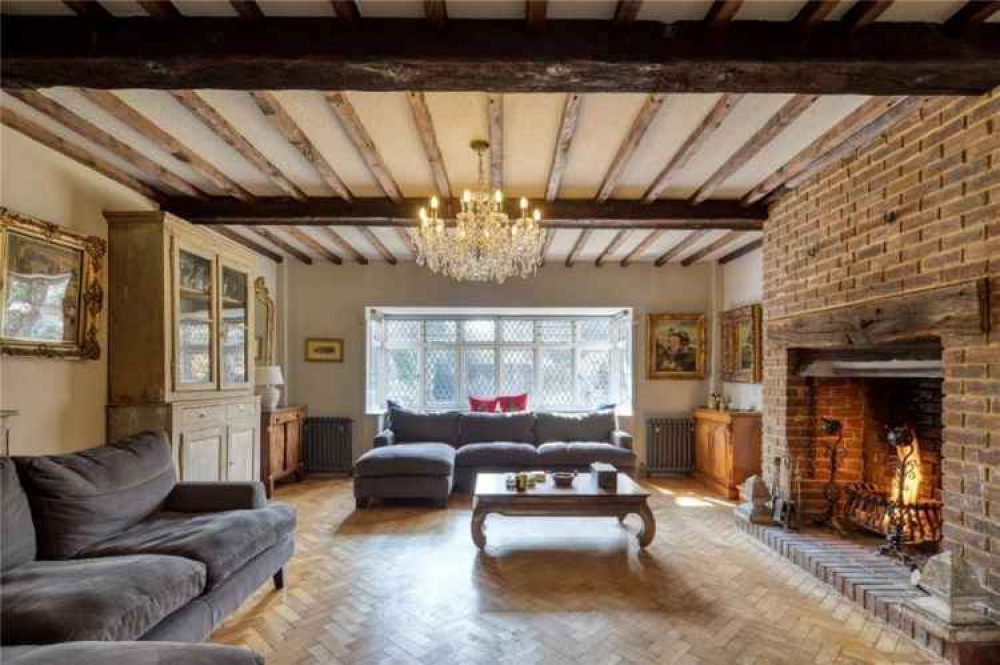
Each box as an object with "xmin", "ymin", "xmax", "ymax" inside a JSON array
[
  {"xmin": 423, "ymin": 92, "xmax": 490, "ymax": 194},
  {"xmin": 637, "ymin": 230, "xmax": 692, "ymax": 262},
  {"xmin": 346, "ymin": 91, "xmax": 434, "ymax": 198},
  {"xmin": 1, "ymin": 90, "xmax": 156, "ymax": 188},
  {"xmin": 674, "ymin": 229, "xmax": 727, "ymax": 263},
  {"xmin": 558, "ymin": 93, "xmax": 648, "ymax": 199},
  {"xmin": 99, "ymin": 1, "xmax": 148, "ymax": 17},
  {"xmin": 337, "ymin": 226, "xmax": 383, "ymax": 261},
  {"xmin": 615, "ymin": 93, "xmax": 721, "ymax": 199},
  {"xmin": 269, "ymin": 226, "xmax": 314, "ymax": 257},
  {"xmin": 577, "ymin": 228, "xmax": 618, "ymax": 261},
  {"xmin": 39, "ymin": 87, "xmax": 223, "ymax": 195},
  {"xmin": 370, "ymin": 227, "xmax": 411, "ymax": 258},
  {"xmin": 735, "ymin": 1, "xmax": 804, "ymax": 21},
  {"xmin": 545, "ymin": 228, "xmax": 576, "ymax": 260},
  {"xmin": 356, "ymin": 0, "xmax": 425, "ymax": 18},
  {"xmin": 446, "ymin": 0, "xmax": 525, "ymax": 19},
  {"xmin": 272, "ymin": 90, "xmax": 382, "ymax": 198},
  {"xmin": 546, "ymin": 0, "xmax": 618, "ymax": 20},
  {"xmin": 229, "ymin": 226, "xmax": 284, "ymax": 255},
  {"xmin": 717, "ymin": 94, "xmax": 870, "ymax": 198},
  {"xmin": 170, "ymin": 1, "xmax": 240, "ymax": 16},
  {"xmin": 654, "ymin": 93, "xmax": 793, "ymax": 199},
  {"xmin": 253, "ymin": 0, "xmax": 335, "ymax": 17},
  {"xmin": 877, "ymin": 0, "xmax": 966, "ymax": 22},
  {"xmin": 636, "ymin": 0, "xmax": 714, "ymax": 22},
  {"xmin": 702, "ymin": 231, "xmax": 761, "ymax": 261},
  {"xmin": 292, "ymin": 226, "xmax": 338, "ymax": 258},
  {"xmin": 615, "ymin": 229, "xmax": 657, "ymax": 262},
  {"xmin": 503, "ymin": 93, "xmax": 564, "ymax": 200}
]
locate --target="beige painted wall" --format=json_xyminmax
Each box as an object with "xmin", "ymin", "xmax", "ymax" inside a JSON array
[
  {"xmin": 285, "ymin": 261, "xmax": 715, "ymax": 465},
  {"xmin": 0, "ymin": 126, "xmax": 155, "ymax": 454}
]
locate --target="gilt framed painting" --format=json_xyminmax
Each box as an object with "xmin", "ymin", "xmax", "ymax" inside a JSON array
[
  {"xmin": 305, "ymin": 337, "xmax": 344, "ymax": 363},
  {"xmin": 647, "ymin": 313, "xmax": 706, "ymax": 380},
  {"xmin": 721, "ymin": 304, "xmax": 762, "ymax": 384},
  {"xmin": 0, "ymin": 208, "xmax": 105, "ymax": 360}
]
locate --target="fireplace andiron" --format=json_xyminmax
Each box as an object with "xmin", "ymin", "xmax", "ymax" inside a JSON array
[
  {"xmin": 813, "ymin": 417, "xmax": 846, "ymax": 534},
  {"xmin": 879, "ymin": 425, "xmax": 921, "ymax": 567}
]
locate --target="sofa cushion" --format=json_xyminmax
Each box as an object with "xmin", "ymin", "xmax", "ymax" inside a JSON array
[
  {"xmin": 455, "ymin": 442, "xmax": 539, "ymax": 468},
  {"xmin": 355, "ymin": 443, "xmax": 455, "ymax": 477},
  {"xmin": 78, "ymin": 504, "xmax": 296, "ymax": 590},
  {"xmin": 2, "ymin": 642, "xmax": 264, "ymax": 665},
  {"xmin": 13, "ymin": 431, "xmax": 176, "ymax": 559},
  {"xmin": 459, "ymin": 412, "xmax": 535, "ymax": 445},
  {"xmin": 537, "ymin": 442, "xmax": 636, "ymax": 468},
  {"xmin": 1, "ymin": 459, "xmax": 35, "ymax": 572},
  {"xmin": 388, "ymin": 405, "xmax": 461, "ymax": 445},
  {"xmin": 0, "ymin": 554, "xmax": 206, "ymax": 644},
  {"xmin": 535, "ymin": 411, "xmax": 615, "ymax": 445}
]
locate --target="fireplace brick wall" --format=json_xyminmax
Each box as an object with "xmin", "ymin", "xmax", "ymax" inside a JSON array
[{"xmin": 763, "ymin": 91, "xmax": 1000, "ymax": 593}]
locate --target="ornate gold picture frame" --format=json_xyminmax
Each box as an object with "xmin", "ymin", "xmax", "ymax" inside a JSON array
[
  {"xmin": 0, "ymin": 208, "xmax": 105, "ymax": 360},
  {"xmin": 721, "ymin": 304, "xmax": 762, "ymax": 384},
  {"xmin": 305, "ymin": 337, "xmax": 343, "ymax": 363},
  {"xmin": 647, "ymin": 313, "xmax": 706, "ymax": 380}
]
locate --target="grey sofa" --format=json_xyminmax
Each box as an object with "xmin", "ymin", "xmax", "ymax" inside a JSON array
[
  {"xmin": 1, "ymin": 431, "xmax": 296, "ymax": 650},
  {"xmin": 354, "ymin": 407, "xmax": 635, "ymax": 507},
  {"xmin": 1, "ymin": 642, "xmax": 264, "ymax": 665}
]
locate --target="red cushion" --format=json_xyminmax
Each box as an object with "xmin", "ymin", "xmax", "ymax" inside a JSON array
[
  {"xmin": 469, "ymin": 397, "xmax": 498, "ymax": 412},
  {"xmin": 497, "ymin": 393, "xmax": 528, "ymax": 412}
]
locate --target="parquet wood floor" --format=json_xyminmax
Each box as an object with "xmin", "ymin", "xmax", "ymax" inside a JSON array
[{"xmin": 212, "ymin": 476, "xmax": 945, "ymax": 665}]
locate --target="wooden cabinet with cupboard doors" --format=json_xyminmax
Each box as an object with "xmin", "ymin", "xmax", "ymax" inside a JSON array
[{"xmin": 693, "ymin": 409, "xmax": 761, "ymax": 500}]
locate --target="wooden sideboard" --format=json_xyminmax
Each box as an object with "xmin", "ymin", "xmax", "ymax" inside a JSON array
[
  {"xmin": 261, "ymin": 405, "xmax": 306, "ymax": 497},
  {"xmin": 693, "ymin": 409, "xmax": 762, "ymax": 500}
]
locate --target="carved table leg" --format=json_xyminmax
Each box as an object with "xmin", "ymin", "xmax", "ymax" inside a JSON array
[
  {"xmin": 471, "ymin": 506, "xmax": 488, "ymax": 550},
  {"xmin": 637, "ymin": 501, "xmax": 656, "ymax": 548}
]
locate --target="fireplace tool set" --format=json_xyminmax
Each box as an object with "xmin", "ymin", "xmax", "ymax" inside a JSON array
[{"xmin": 770, "ymin": 454, "xmax": 802, "ymax": 530}]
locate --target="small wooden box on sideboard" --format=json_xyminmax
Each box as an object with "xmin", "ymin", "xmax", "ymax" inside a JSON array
[
  {"xmin": 105, "ymin": 210, "xmax": 260, "ymax": 483},
  {"xmin": 693, "ymin": 409, "xmax": 762, "ymax": 500},
  {"xmin": 261, "ymin": 405, "xmax": 306, "ymax": 497}
]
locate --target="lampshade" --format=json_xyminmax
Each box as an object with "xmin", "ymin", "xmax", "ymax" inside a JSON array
[{"xmin": 255, "ymin": 365, "xmax": 284, "ymax": 386}]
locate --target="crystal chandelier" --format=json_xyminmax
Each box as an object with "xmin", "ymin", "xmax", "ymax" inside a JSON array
[{"xmin": 416, "ymin": 140, "xmax": 545, "ymax": 284}]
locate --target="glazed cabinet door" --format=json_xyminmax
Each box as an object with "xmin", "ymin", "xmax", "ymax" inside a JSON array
[
  {"xmin": 179, "ymin": 425, "xmax": 225, "ymax": 481},
  {"xmin": 173, "ymin": 241, "xmax": 218, "ymax": 393},
  {"xmin": 226, "ymin": 423, "xmax": 257, "ymax": 481},
  {"xmin": 219, "ymin": 262, "xmax": 252, "ymax": 390}
]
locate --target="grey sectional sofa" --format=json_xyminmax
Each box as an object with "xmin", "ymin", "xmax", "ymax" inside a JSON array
[
  {"xmin": 1, "ymin": 431, "xmax": 296, "ymax": 654},
  {"xmin": 354, "ymin": 407, "xmax": 635, "ymax": 507}
]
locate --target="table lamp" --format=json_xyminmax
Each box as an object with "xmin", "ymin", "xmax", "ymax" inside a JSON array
[{"xmin": 255, "ymin": 365, "xmax": 284, "ymax": 410}]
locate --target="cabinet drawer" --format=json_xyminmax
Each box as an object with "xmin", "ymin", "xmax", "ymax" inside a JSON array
[
  {"xmin": 180, "ymin": 404, "xmax": 226, "ymax": 428},
  {"xmin": 227, "ymin": 400, "xmax": 256, "ymax": 423}
]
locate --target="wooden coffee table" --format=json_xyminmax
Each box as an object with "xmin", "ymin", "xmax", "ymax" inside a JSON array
[{"xmin": 471, "ymin": 472, "xmax": 655, "ymax": 550}]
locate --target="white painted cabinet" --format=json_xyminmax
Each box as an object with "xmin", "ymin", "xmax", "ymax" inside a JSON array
[{"xmin": 181, "ymin": 426, "xmax": 225, "ymax": 482}]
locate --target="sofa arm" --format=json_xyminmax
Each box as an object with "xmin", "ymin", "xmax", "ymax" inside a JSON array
[
  {"xmin": 611, "ymin": 430, "xmax": 633, "ymax": 450},
  {"xmin": 374, "ymin": 428, "xmax": 395, "ymax": 448},
  {"xmin": 164, "ymin": 481, "xmax": 267, "ymax": 512}
]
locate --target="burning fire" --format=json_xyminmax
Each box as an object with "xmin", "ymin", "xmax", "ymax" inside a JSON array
[{"xmin": 890, "ymin": 434, "xmax": 921, "ymax": 505}]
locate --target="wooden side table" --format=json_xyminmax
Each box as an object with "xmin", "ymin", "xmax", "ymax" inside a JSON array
[
  {"xmin": 692, "ymin": 409, "xmax": 762, "ymax": 499},
  {"xmin": 261, "ymin": 405, "xmax": 306, "ymax": 497}
]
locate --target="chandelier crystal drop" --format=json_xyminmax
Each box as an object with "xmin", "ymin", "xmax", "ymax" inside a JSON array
[{"xmin": 416, "ymin": 140, "xmax": 546, "ymax": 284}]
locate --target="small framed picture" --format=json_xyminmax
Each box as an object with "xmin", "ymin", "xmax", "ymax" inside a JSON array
[
  {"xmin": 305, "ymin": 337, "xmax": 343, "ymax": 363},
  {"xmin": 647, "ymin": 313, "xmax": 706, "ymax": 380},
  {"xmin": 721, "ymin": 304, "xmax": 762, "ymax": 384}
]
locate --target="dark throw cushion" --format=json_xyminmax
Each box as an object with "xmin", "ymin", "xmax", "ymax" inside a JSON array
[
  {"xmin": 13, "ymin": 431, "xmax": 176, "ymax": 559},
  {"xmin": 459, "ymin": 412, "xmax": 536, "ymax": 445},
  {"xmin": 1, "ymin": 459, "xmax": 36, "ymax": 572},
  {"xmin": 388, "ymin": 405, "xmax": 461, "ymax": 445},
  {"xmin": 537, "ymin": 442, "xmax": 636, "ymax": 468},
  {"xmin": 78, "ymin": 504, "xmax": 296, "ymax": 590},
  {"xmin": 535, "ymin": 411, "xmax": 616, "ymax": 445},
  {"xmin": 455, "ymin": 443, "xmax": 539, "ymax": 468},
  {"xmin": 354, "ymin": 443, "xmax": 455, "ymax": 477},
  {"xmin": 1, "ymin": 554, "xmax": 206, "ymax": 644},
  {"xmin": 2, "ymin": 642, "xmax": 264, "ymax": 665}
]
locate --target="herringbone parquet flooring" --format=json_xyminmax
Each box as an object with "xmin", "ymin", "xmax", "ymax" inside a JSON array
[{"xmin": 212, "ymin": 477, "xmax": 945, "ymax": 665}]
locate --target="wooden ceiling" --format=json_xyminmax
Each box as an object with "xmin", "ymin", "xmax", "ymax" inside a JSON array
[{"xmin": 1, "ymin": 0, "xmax": 997, "ymax": 267}]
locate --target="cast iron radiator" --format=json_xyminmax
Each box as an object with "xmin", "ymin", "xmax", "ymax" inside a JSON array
[
  {"xmin": 646, "ymin": 416, "xmax": 695, "ymax": 474},
  {"xmin": 303, "ymin": 417, "xmax": 353, "ymax": 473}
]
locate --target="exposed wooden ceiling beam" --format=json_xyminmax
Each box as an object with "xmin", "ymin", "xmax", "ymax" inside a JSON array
[
  {"xmin": 718, "ymin": 237, "xmax": 762, "ymax": 264},
  {"xmin": 487, "ymin": 94, "xmax": 504, "ymax": 191},
  {"xmin": 406, "ymin": 92, "xmax": 451, "ymax": 200},
  {"xmin": 165, "ymin": 197, "xmax": 766, "ymax": 229},
  {"xmin": 358, "ymin": 227, "xmax": 397, "ymax": 265},
  {"xmin": 6, "ymin": 19, "xmax": 997, "ymax": 95},
  {"xmin": 545, "ymin": 93, "xmax": 582, "ymax": 202},
  {"xmin": 596, "ymin": 93, "xmax": 665, "ymax": 202},
  {"xmin": 690, "ymin": 94, "xmax": 818, "ymax": 204},
  {"xmin": 654, "ymin": 230, "xmax": 708, "ymax": 267},
  {"xmin": 704, "ymin": 1, "xmax": 743, "ymax": 27},
  {"xmin": 0, "ymin": 106, "xmax": 160, "ymax": 201},
  {"xmin": 680, "ymin": 231, "xmax": 742, "ymax": 266},
  {"xmin": 62, "ymin": 1, "xmax": 111, "ymax": 19},
  {"xmin": 395, "ymin": 228, "xmax": 419, "ymax": 260},
  {"xmin": 229, "ymin": 1, "xmax": 263, "ymax": 19},
  {"xmin": 642, "ymin": 93, "xmax": 742, "ymax": 203},
  {"xmin": 138, "ymin": 1, "xmax": 182, "ymax": 20},
  {"xmin": 424, "ymin": 0, "xmax": 447, "ymax": 28},
  {"xmin": 319, "ymin": 227, "xmax": 369, "ymax": 265},
  {"xmin": 792, "ymin": 1, "xmax": 839, "ymax": 29},
  {"xmin": 944, "ymin": 1, "xmax": 1000, "ymax": 32},
  {"xmin": 619, "ymin": 229, "xmax": 663, "ymax": 267},
  {"xmin": 841, "ymin": 0, "xmax": 893, "ymax": 32},
  {"xmin": 324, "ymin": 92, "xmax": 402, "ymax": 202},
  {"xmin": 614, "ymin": 0, "xmax": 641, "ymax": 23},
  {"xmin": 565, "ymin": 229, "xmax": 592, "ymax": 267},
  {"xmin": 212, "ymin": 227, "xmax": 283, "ymax": 263},
  {"xmin": 539, "ymin": 229, "xmax": 555, "ymax": 267},
  {"xmin": 595, "ymin": 230, "xmax": 631, "ymax": 267},
  {"xmin": 246, "ymin": 227, "xmax": 313, "ymax": 264},
  {"xmin": 251, "ymin": 91, "xmax": 352, "ymax": 201},
  {"xmin": 742, "ymin": 95, "xmax": 905, "ymax": 205},
  {"xmin": 8, "ymin": 89, "xmax": 204, "ymax": 198},
  {"xmin": 282, "ymin": 227, "xmax": 342, "ymax": 265},
  {"xmin": 79, "ymin": 89, "xmax": 254, "ymax": 203},
  {"xmin": 171, "ymin": 90, "xmax": 307, "ymax": 200},
  {"xmin": 526, "ymin": 1, "xmax": 547, "ymax": 29},
  {"xmin": 330, "ymin": 0, "xmax": 360, "ymax": 22}
]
